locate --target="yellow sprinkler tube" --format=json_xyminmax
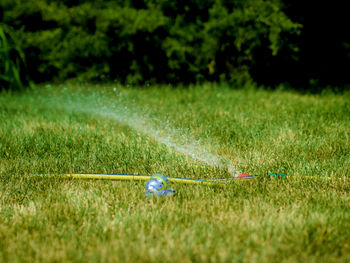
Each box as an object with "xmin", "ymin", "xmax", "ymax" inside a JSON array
[{"xmin": 32, "ymin": 173, "xmax": 258, "ymax": 186}]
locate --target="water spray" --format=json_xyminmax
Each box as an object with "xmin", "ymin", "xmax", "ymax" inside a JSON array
[{"xmin": 30, "ymin": 91, "xmax": 340, "ymax": 197}]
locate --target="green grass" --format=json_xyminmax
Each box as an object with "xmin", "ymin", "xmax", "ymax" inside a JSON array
[{"xmin": 0, "ymin": 83, "xmax": 349, "ymax": 262}]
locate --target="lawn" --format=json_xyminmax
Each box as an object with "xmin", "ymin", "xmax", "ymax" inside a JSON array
[{"xmin": 0, "ymin": 83, "xmax": 349, "ymax": 262}]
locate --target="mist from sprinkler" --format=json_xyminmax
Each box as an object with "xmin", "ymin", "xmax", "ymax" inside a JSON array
[{"xmin": 38, "ymin": 87, "xmax": 239, "ymax": 176}]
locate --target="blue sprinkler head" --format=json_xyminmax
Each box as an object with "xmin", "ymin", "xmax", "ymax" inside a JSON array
[{"xmin": 146, "ymin": 174, "xmax": 176, "ymax": 197}]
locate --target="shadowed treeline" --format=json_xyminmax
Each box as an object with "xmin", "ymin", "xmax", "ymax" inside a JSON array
[{"xmin": 0, "ymin": 0, "xmax": 349, "ymax": 90}]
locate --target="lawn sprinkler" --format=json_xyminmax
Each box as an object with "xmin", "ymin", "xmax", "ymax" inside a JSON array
[
  {"xmin": 30, "ymin": 172, "xmax": 258, "ymax": 198},
  {"xmin": 145, "ymin": 174, "xmax": 177, "ymax": 197},
  {"xmin": 30, "ymin": 167, "xmax": 264, "ymax": 198},
  {"xmin": 32, "ymin": 172, "xmax": 258, "ymax": 185}
]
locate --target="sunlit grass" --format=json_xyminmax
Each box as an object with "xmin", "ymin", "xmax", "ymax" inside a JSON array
[{"xmin": 0, "ymin": 84, "xmax": 349, "ymax": 262}]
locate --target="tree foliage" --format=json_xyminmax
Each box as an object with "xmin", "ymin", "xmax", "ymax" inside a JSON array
[{"xmin": 3, "ymin": 0, "xmax": 346, "ymax": 88}]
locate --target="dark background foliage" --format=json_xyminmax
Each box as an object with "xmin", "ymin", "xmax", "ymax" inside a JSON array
[{"xmin": 0, "ymin": 0, "xmax": 349, "ymax": 89}]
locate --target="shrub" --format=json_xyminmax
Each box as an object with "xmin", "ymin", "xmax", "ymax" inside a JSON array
[{"xmin": 1, "ymin": 0, "xmax": 301, "ymax": 85}]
